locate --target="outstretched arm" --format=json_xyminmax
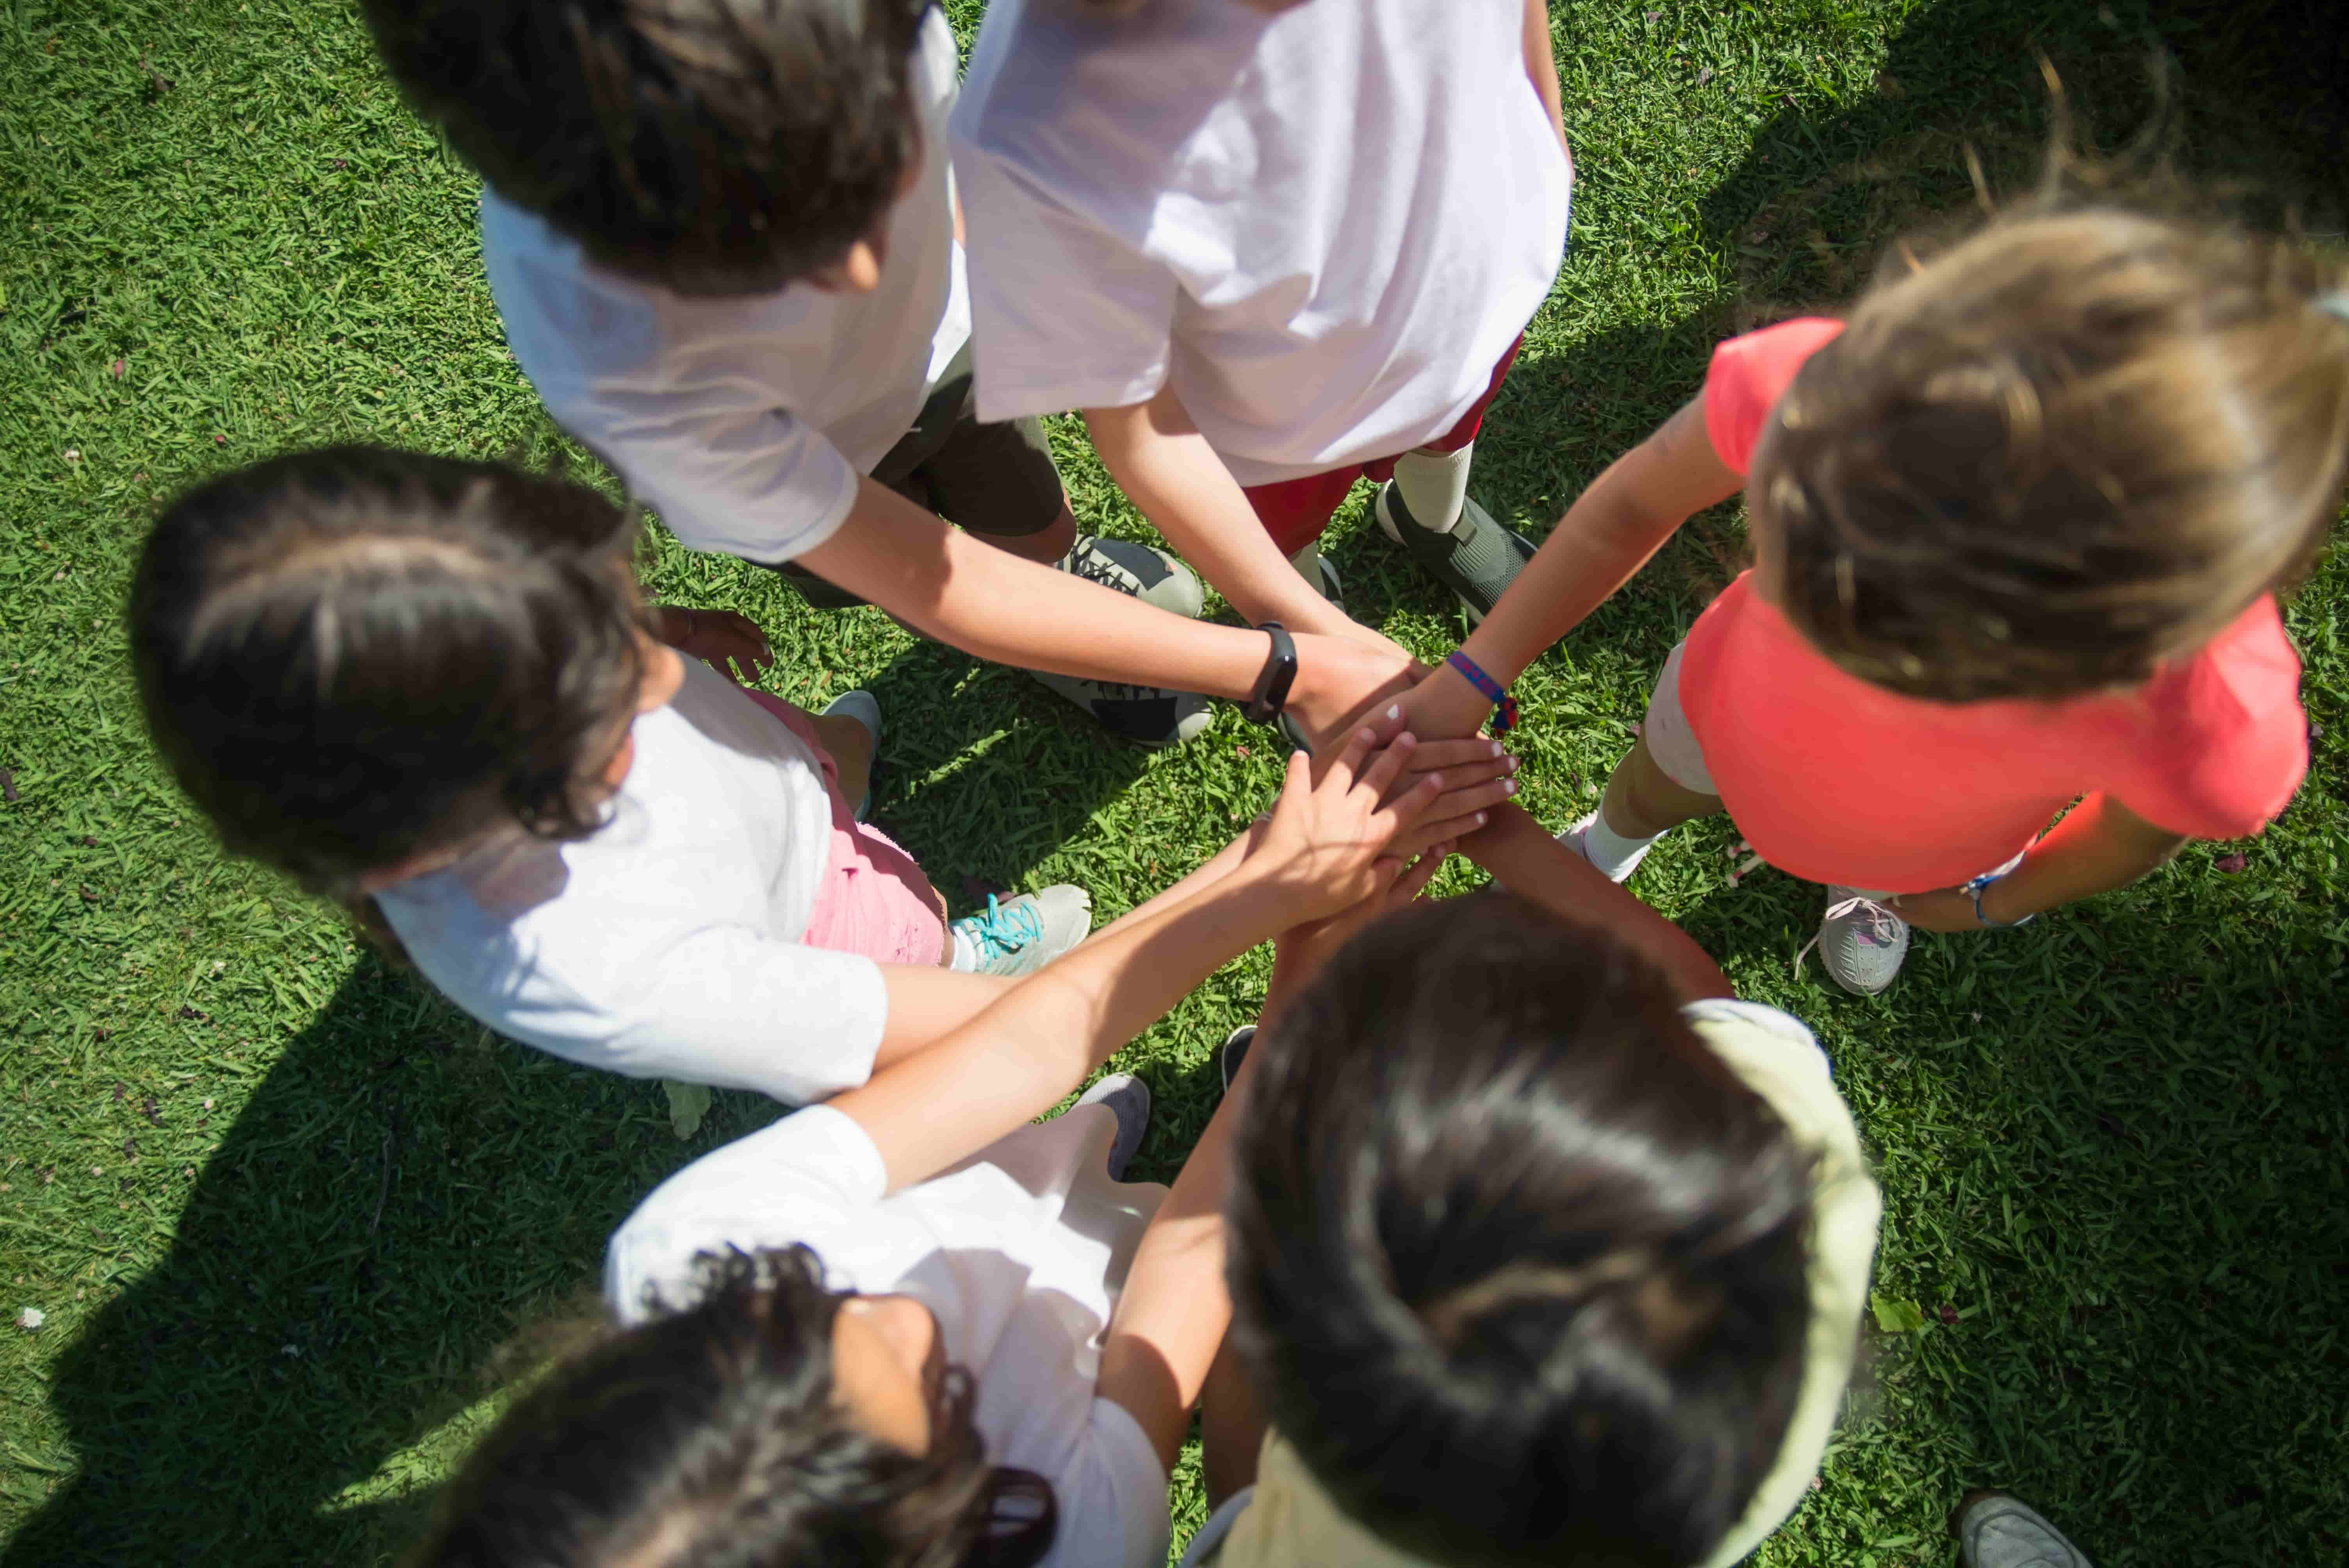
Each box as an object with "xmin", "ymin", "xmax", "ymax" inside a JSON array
[
  {"xmin": 1397, "ymin": 394, "xmax": 1742, "ymax": 740},
  {"xmin": 831, "ymin": 730, "xmax": 1455, "ymax": 1192},
  {"xmin": 1461, "ymin": 803, "xmax": 1732, "ymax": 1001},
  {"xmin": 795, "ymin": 475, "xmax": 1417, "ymax": 743},
  {"xmin": 1889, "ymin": 793, "xmax": 2190, "ymax": 933},
  {"xmin": 1085, "ymin": 388, "xmax": 1410, "ymax": 664},
  {"xmin": 1096, "ymin": 845, "xmax": 1454, "ymax": 1472}
]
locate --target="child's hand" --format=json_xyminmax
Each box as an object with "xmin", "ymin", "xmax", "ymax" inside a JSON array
[
  {"xmin": 656, "ymin": 606, "xmax": 774, "ymax": 686},
  {"xmin": 1242, "ymin": 727, "xmax": 1449, "ymax": 925},
  {"xmin": 1390, "ymin": 658, "xmax": 1504, "ymax": 745},
  {"xmin": 1283, "ymin": 633, "xmax": 1423, "ymax": 750},
  {"xmin": 1271, "ymin": 838, "xmax": 1454, "ymax": 996}
]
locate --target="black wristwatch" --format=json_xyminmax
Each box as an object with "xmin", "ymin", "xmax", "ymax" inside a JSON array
[{"xmin": 1242, "ymin": 622, "xmax": 1297, "ymax": 724}]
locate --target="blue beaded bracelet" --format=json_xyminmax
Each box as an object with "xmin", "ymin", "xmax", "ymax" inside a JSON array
[{"xmin": 1444, "ymin": 651, "xmax": 1519, "ymax": 736}]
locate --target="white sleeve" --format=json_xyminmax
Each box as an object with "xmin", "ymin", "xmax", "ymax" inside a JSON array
[
  {"xmin": 482, "ymin": 197, "xmax": 862, "ymax": 565},
  {"xmin": 954, "ymin": 146, "xmax": 1180, "ymax": 422},
  {"xmin": 451, "ymin": 923, "xmax": 889, "ymax": 1107},
  {"xmin": 1037, "ymin": 1398, "xmax": 1175, "ymax": 1568},
  {"xmin": 604, "ymin": 1104, "xmax": 887, "ymax": 1321},
  {"xmin": 568, "ymin": 397, "xmax": 862, "ymax": 567}
]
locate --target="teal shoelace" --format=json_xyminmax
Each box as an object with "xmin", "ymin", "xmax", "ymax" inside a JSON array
[{"xmin": 959, "ymin": 895, "xmax": 1042, "ymax": 964}]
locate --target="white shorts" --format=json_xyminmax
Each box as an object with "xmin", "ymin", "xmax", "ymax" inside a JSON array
[{"xmin": 1640, "ymin": 638, "xmax": 1719, "ymax": 796}]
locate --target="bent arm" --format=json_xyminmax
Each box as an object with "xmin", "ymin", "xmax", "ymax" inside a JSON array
[
  {"xmin": 1522, "ymin": 0, "xmax": 1571, "ymax": 165},
  {"xmin": 1460, "ymin": 803, "xmax": 1733, "ymax": 1001},
  {"xmin": 1402, "ymin": 396, "xmax": 1742, "ymax": 739},
  {"xmin": 1084, "ymin": 388, "xmax": 1367, "ymax": 640},
  {"xmin": 1896, "ymin": 794, "xmax": 2190, "ymax": 932},
  {"xmin": 796, "ymin": 475, "xmax": 1416, "ymax": 741},
  {"xmin": 1096, "ymin": 1045, "xmax": 1248, "ymax": 1470}
]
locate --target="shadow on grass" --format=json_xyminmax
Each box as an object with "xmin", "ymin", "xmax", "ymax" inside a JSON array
[{"xmin": 1, "ymin": 959, "xmax": 778, "ymax": 1568}]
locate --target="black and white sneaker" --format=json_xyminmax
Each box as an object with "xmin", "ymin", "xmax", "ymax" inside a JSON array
[
  {"xmin": 1028, "ymin": 533, "xmax": 1212, "ymax": 745},
  {"xmin": 1221, "ymin": 1025, "xmax": 1256, "ymax": 1093},
  {"xmin": 1061, "ymin": 533, "xmax": 1206, "ymax": 619}
]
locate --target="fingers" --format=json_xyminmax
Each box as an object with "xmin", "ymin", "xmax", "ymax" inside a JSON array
[
  {"xmin": 1423, "ymin": 775, "xmax": 1520, "ymax": 825},
  {"xmin": 1387, "ymin": 841, "xmax": 1452, "ymax": 903},
  {"xmin": 1390, "ymin": 814, "xmax": 1485, "ymax": 861},
  {"xmin": 1317, "ymin": 723, "xmax": 1381, "ymax": 797},
  {"xmin": 1405, "ymin": 736, "xmax": 1512, "ymax": 773},
  {"xmin": 1349, "ymin": 729, "xmax": 1417, "ymax": 806}
]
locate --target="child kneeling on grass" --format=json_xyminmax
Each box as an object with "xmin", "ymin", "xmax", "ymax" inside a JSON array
[
  {"xmin": 1160, "ymin": 803, "xmax": 1879, "ymax": 1567},
  {"xmin": 1399, "ymin": 194, "xmax": 2345, "ymax": 992},
  {"xmin": 402, "ymin": 730, "xmax": 1505, "ymax": 1568},
  {"xmin": 130, "ymin": 446, "xmax": 1122, "ymax": 1110}
]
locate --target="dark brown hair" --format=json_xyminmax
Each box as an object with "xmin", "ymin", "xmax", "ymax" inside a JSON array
[
  {"xmin": 129, "ymin": 446, "xmax": 651, "ymax": 907},
  {"xmin": 411, "ymin": 1247, "xmax": 1056, "ymax": 1568},
  {"xmin": 1756, "ymin": 202, "xmax": 2349, "ymax": 701},
  {"xmin": 358, "ymin": 0, "xmax": 927, "ymax": 294},
  {"xmin": 1230, "ymin": 894, "xmax": 1813, "ymax": 1568}
]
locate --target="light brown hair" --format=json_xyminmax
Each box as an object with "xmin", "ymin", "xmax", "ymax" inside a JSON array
[{"xmin": 1756, "ymin": 200, "xmax": 2349, "ymax": 702}]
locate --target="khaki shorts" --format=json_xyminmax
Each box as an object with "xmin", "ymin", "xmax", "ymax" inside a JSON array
[
  {"xmin": 1640, "ymin": 638, "xmax": 1719, "ymax": 796},
  {"xmin": 773, "ymin": 339, "xmax": 1066, "ymax": 608}
]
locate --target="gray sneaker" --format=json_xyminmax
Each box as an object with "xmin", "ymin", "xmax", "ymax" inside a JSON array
[
  {"xmin": 949, "ymin": 886, "xmax": 1093, "ymax": 977},
  {"xmin": 1802, "ymin": 886, "xmax": 1911, "ymax": 994},
  {"xmin": 1075, "ymin": 1072, "xmax": 1151, "ymax": 1179},
  {"xmin": 1374, "ymin": 482, "xmax": 1536, "ymax": 625},
  {"xmin": 1032, "ymin": 535, "xmax": 1210, "ymax": 744},
  {"xmin": 1955, "ymin": 1493, "xmax": 2092, "ymax": 1568},
  {"xmin": 1060, "ymin": 533, "xmax": 1205, "ymax": 619}
]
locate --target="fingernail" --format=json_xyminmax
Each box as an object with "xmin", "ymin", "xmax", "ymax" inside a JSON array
[
  {"xmin": 1505, "ymin": 755, "xmax": 1520, "ymax": 773},
  {"xmin": 1397, "ymin": 731, "xmax": 1416, "ymax": 746},
  {"xmin": 1358, "ymin": 727, "xmax": 1376, "ymax": 743},
  {"xmin": 1387, "ymin": 704, "xmax": 1401, "ymax": 720},
  {"xmin": 1503, "ymin": 779, "xmax": 1518, "ymax": 795},
  {"xmin": 1475, "ymin": 811, "xmax": 1488, "ymax": 825},
  {"xmin": 1489, "ymin": 741, "xmax": 1504, "ymax": 757}
]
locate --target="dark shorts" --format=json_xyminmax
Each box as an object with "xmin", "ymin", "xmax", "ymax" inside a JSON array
[{"xmin": 773, "ymin": 340, "xmax": 1066, "ymax": 608}]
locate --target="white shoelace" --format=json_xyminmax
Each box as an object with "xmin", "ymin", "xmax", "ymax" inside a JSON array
[{"xmin": 1793, "ymin": 891, "xmax": 1905, "ymax": 978}]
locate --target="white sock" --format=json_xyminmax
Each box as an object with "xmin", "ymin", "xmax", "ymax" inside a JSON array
[
  {"xmin": 1391, "ymin": 442, "xmax": 1474, "ymax": 535},
  {"xmin": 949, "ymin": 924, "xmax": 979, "ymax": 971},
  {"xmin": 1578, "ymin": 807, "xmax": 1663, "ymax": 881}
]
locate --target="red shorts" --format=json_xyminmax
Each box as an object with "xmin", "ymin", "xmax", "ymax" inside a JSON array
[
  {"xmin": 748, "ymin": 692, "xmax": 949, "ymax": 967},
  {"xmin": 1241, "ymin": 336, "xmax": 1524, "ymax": 558}
]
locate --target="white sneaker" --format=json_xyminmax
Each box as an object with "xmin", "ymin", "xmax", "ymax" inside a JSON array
[
  {"xmin": 1955, "ymin": 1493, "xmax": 2093, "ymax": 1568},
  {"xmin": 949, "ymin": 886, "xmax": 1093, "ymax": 977},
  {"xmin": 1800, "ymin": 886, "xmax": 1911, "ymax": 994},
  {"xmin": 1558, "ymin": 811, "xmax": 1652, "ymax": 884}
]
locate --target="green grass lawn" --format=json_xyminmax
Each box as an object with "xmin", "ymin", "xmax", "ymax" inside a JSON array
[{"xmin": 3, "ymin": 0, "xmax": 2345, "ymax": 1563}]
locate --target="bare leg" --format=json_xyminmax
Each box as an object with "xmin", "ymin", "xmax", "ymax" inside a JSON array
[
  {"xmin": 1600, "ymin": 732, "xmax": 1726, "ymax": 838},
  {"xmin": 1200, "ymin": 1331, "xmax": 1269, "ymax": 1507},
  {"xmin": 971, "ymin": 500, "xmax": 1078, "ymax": 566}
]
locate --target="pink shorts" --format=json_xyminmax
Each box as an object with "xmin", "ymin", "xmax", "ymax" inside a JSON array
[{"xmin": 748, "ymin": 693, "xmax": 948, "ymax": 968}]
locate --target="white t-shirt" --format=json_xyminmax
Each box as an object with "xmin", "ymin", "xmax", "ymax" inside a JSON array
[
  {"xmin": 375, "ymin": 657, "xmax": 886, "ymax": 1104},
  {"xmin": 950, "ymin": 0, "xmax": 1573, "ymax": 487},
  {"xmin": 480, "ymin": 8, "xmax": 970, "ymax": 565},
  {"xmin": 607, "ymin": 1101, "xmax": 1174, "ymax": 1568}
]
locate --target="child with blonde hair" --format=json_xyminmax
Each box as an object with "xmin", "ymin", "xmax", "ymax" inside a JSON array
[{"xmin": 1401, "ymin": 198, "xmax": 2342, "ymax": 990}]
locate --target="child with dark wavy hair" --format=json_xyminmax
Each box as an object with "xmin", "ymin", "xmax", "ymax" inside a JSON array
[
  {"xmin": 130, "ymin": 446, "xmax": 1104, "ymax": 1110},
  {"xmin": 1175, "ymin": 808, "xmax": 1881, "ymax": 1568},
  {"xmin": 1396, "ymin": 193, "xmax": 2346, "ymax": 992},
  {"xmin": 404, "ymin": 728, "xmax": 1492, "ymax": 1568},
  {"xmin": 352, "ymin": 0, "xmax": 1426, "ymax": 752}
]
